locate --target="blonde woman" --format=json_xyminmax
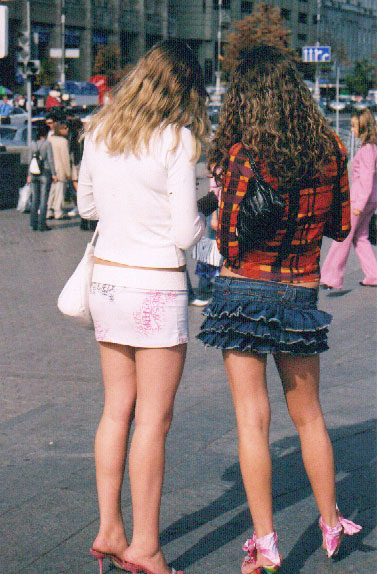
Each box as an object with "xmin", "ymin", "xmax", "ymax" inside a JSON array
[
  {"xmin": 78, "ymin": 40, "xmax": 210, "ymax": 574},
  {"xmin": 321, "ymin": 108, "xmax": 377, "ymax": 288}
]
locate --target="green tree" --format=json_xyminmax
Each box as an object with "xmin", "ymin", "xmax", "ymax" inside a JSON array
[
  {"xmin": 93, "ymin": 45, "xmax": 122, "ymax": 87},
  {"xmin": 37, "ymin": 57, "xmax": 55, "ymax": 88},
  {"xmin": 223, "ymin": 3, "xmax": 296, "ymax": 77},
  {"xmin": 345, "ymin": 59, "xmax": 374, "ymax": 97}
]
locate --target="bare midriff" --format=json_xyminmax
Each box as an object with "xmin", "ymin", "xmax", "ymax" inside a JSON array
[
  {"xmin": 219, "ymin": 265, "xmax": 319, "ymax": 289},
  {"xmin": 94, "ymin": 256, "xmax": 186, "ymax": 273}
]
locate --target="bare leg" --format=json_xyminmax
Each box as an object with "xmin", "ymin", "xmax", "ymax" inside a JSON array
[
  {"xmin": 274, "ymin": 353, "xmax": 338, "ymax": 529},
  {"xmin": 224, "ymin": 350, "xmax": 275, "ymax": 572},
  {"xmin": 92, "ymin": 342, "xmax": 137, "ymax": 556},
  {"xmin": 124, "ymin": 344, "xmax": 187, "ymax": 574}
]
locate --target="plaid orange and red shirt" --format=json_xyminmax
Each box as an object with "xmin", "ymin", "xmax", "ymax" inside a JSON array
[{"xmin": 217, "ymin": 136, "xmax": 351, "ymax": 284}]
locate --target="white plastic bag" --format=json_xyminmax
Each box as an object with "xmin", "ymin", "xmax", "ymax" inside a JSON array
[
  {"xmin": 57, "ymin": 227, "xmax": 99, "ymax": 329},
  {"xmin": 17, "ymin": 184, "xmax": 32, "ymax": 213}
]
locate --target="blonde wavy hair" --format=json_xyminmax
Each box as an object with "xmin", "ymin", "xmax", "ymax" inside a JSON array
[
  {"xmin": 352, "ymin": 108, "xmax": 377, "ymax": 146},
  {"xmin": 86, "ymin": 39, "xmax": 210, "ymax": 162},
  {"xmin": 208, "ymin": 45, "xmax": 335, "ymax": 187}
]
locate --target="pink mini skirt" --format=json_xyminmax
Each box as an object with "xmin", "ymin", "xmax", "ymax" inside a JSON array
[{"xmin": 89, "ymin": 264, "xmax": 189, "ymax": 348}]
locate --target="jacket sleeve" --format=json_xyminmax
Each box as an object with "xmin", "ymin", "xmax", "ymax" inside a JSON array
[
  {"xmin": 28, "ymin": 141, "xmax": 36, "ymax": 176},
  {"xmin": 323, "ymin": 135, "xmax": 351, "ymax": 241},
  {"xmin": 77, "ymin": 138, "xmax": 99, "ymax": 220},
  {"xmin": 352, "ymin": 145, "xmax": 377, "ymax": 212},
  {"xmin": 46, "ymin": 141, "xmax": 56, "ymax": 176},
  {"xmin": 166, "ymin": 128, "xmax": 206, "ymax": 250},
  {"xmin": 62, "ymin": 138, "xmax": 72, "ymax": 181}
]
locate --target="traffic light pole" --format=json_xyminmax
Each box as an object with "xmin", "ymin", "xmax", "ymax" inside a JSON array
[
  {"xmin": 26, "ymin": 0, "xmax": 32, "ymax": 151},
  {"xmin": 313, "ymin": 0, "xmax": 321, "ymax": 103},
  {"xmin": 60, "ymin": 0, "xmax": 66, "ymax": 89}
]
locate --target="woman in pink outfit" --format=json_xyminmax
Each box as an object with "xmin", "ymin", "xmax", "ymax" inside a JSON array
[{"xmin": 321, "ymin": 109, "xmax": 377, "ymax": 288}]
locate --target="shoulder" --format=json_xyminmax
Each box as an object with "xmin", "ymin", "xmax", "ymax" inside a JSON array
[
  {"xmin": 331, "ymin": 131, "xmax": 347, "ymax": 163},
  {"xmin": 355, "ymin": 142, "xmax": 377, "ymax": 162},
  {"xmin": 160, "ymin": 124, "xmax": 193, "ymax": 147},
  {"xmin": 229, "ymin": 142, "xmax": 245, "ymax": 159}
]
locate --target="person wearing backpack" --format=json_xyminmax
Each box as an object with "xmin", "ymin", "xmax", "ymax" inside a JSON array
[{"xmin": 27, "ymin": 123, "xmax": 57, "ymax": 231}]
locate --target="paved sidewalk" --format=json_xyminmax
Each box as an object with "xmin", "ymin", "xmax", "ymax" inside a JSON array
[{"xmin": 0, "ymin": 187, "xmax": 376, "ymax": 573}]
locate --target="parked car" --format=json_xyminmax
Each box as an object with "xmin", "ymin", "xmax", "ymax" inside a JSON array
[
  {"xmin": 0, "ymin": 124, "xmax": 37, "ymax": 145},
  {"xmin": 328, "ymin": 100, "xmax": 347, "ymax": 112},
  {"xmin": 9, "ymin": 106, "xmax": 29, "ymax": 126},
  {"xmin": 351, "ymin": 99, "xmax": 371, "ymax": 112},
  {"xmin": 64, "ymin": 81, "xmax": 99, "ymax": 106}
]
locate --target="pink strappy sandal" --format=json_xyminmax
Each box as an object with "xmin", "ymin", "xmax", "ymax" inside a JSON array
[
  {"xmin": 90, "ymin": 548, "xmax": 135, "ymax": 574},
  {"xmin": 319, "ymin": 505, "xmax": 362, "ymax": 558},
  {"xmin": 242, "ymin": 531, "xmax": 282, "ymax": 574}
]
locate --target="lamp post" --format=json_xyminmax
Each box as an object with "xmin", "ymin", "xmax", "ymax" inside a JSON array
[
  {"xmin": 214, "ymin": 0, "xmax": 222, "ymax": 104},
  {"xmin": 25, "ymin": 0, "xmax": 32, "ymax": 149},
  {"xmin": 60, "ymin": 0, "xmax": 66, "ymax": 89},
  {"xmin": 313, "ymin": 0, "xmax": 321, "ymax": 103}
]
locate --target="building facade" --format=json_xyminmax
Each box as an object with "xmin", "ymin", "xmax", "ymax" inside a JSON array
[{"xmin": 0, "ymin": 0, "xmax": 376, "ymax": 89}]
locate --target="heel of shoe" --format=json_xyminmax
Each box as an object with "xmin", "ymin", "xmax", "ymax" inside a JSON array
[
  {"xmin": 319, "ymin": 506, "xmax": 362, "ymax": 558},
  {"xmin": 90, "ymin": 550, "xmax": 104, "ymax": 574},
  {"xmin": 261, "ymin": 567, "xmax": 280, "ymax": 573}
]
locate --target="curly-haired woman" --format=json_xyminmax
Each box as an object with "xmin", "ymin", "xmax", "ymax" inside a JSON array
[
  {"xmin": 78, "ymin": 39, "xmax": 210, "ymax": 574},
  {"xmin": 321, "ymin": 108, "xmax": 377, "ymax": 288},
  {"xmin": 198, "ymin": 46, "xmax": 361, "ymax": 572}
]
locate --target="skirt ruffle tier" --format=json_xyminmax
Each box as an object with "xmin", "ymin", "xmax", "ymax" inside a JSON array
[{"xmin": 197, "ymin": 279, "xmax": 332, "ymax": 355}]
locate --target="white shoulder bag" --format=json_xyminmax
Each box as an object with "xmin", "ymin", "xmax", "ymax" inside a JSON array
[{"xmin": 57, "ymin": 226, "xmax": 99, "ymax": 328}]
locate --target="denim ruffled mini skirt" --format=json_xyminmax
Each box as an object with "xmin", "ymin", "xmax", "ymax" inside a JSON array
[{"xmin": 197, "ymin": 276, "xmax": 332, "ymax": 355}]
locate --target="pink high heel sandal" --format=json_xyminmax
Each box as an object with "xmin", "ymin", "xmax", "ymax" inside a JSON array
[
  {"xmin": 90, "ymin": 548, "xmax": 135, "ymax": 574},
  {"xmin": 242, "ymin": 531, "xmax": 282, "ymax": 574},
  {"xmin": 319, "ymin": 506, "xmax": 362, "ymax": 558},
  {"xmin": 122, "ymin": 563, "xmax": 183, "ymax": 574}
]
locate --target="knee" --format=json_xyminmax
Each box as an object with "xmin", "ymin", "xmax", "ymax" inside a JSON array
[
  {"xmin": 288, "ymin": 404, "xmax": 324, "ymax": 431},
  {"xmin": 236, "ymin": 402, "xmax": 271, "ymax": 436},
  {"xmin": 104, "ymin": 398, "xmax": 135, "ymax": 426},
  {"xmin": 134, "ymin": 407, "xmax": 174, "ymax": 438}
]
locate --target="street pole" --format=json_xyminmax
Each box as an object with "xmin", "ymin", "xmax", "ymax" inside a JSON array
[
  {"xmin": 60, "ymin": 0, "xmax": 66, "ymax": 89},
  {"xmin": 335, "ymin": 61, "xmax": 340, "ymax": 135},
  {"xmin": 214, "ymin": 0, "xmax": 222, "ymax": 104},
  {"xmin": 313, "ymin": 0, "xmax": 321, "ymax": 103},
  {"xmin": 26, "ymin": 0, "xmax": 32, "ymax": 152}
]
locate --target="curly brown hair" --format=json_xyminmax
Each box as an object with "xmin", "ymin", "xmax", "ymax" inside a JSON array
[{"xmin": 208, "ymin": 45, "xmax": 335, "ymax": 187}]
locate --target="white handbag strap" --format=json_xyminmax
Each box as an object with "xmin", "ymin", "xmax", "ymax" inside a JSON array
[{"xmin": 89, "ymin": 225, "xmax": 100, "ymax": 246}]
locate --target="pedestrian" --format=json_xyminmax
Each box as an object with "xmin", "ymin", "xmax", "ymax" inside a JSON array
[
  {"xmin": 27, "ymin": 123, "xmax": 57, "ymax": 231},
  {"xmin": 67, "ymin": 117, "xmax": 84, "ymax": 218},
  {"xmin": 0, "ymin": 95, "xmax": 13, "ymax": 116},
  {"xmin": 321, "ymin": 108, "xmax": 377, "ymax": 289},
  {"xmin": 46, "ymin": 121, "xmax": 71, "ymax": 220},
  {"xmin": 191, "ymin": 177, "xmax": 222, "ymax": 304},
  {"xmin": 198, "ymin": 46, "xmax": 361, "ymax": 573},
  {"xmin": 77, "ymin": 39, "xmax": 209, "ymax": 574},
  {"xmin": 45, "ymin": 88, "xmax": 61, "ymax": 109},
  {"xmin": 45, "ymin": 112, "xmax": 59, "ymax": 140}
]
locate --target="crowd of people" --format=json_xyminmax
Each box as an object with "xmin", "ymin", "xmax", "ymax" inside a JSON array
[
  {"xmin": 26, "ymin": 111, "xmax": 92, "ymax": 231},
  {"xmin": 69, "ymin": 40, "xmax": 375, "ymax": 574}
]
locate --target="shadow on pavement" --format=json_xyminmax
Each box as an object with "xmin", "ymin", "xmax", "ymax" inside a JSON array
[{"xmin": 166, "ymin": 419, "xmax": 376, "ymax": 572}]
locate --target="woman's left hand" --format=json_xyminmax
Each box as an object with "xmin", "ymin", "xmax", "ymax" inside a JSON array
[{"xmin": 353, "ymin": 208, "xmax": 361, "ymax": 216}]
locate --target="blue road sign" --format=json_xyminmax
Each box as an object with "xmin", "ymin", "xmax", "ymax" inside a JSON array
[{"xmin": 302, "ymin": 46, "xmax": 331, "ymax": 63}]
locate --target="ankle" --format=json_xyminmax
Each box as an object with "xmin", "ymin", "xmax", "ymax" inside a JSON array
[{"xmin": 320, "ymin": 505, "xmax": 340, "ymax": 529}]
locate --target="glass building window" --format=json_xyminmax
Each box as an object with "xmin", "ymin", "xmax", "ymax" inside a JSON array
[
  {"xmin": 241, "ymin": 1, "xmax": 253, "ymax": 13},
  {"xmin": 281, "ymin": 8, "xmax": 291, "ymax": 20},
  {"xmin": 214, "ymin": 0, "xmax": 231, "ymax": 9},
  {"xmin": 298, "ymin": 12, "xmax": 308, "ymax": 24}
]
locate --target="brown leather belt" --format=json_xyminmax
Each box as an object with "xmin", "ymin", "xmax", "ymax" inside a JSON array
[{"xmin": 94, "ymin": 257, "xmax": 186, "ymax": 273}]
